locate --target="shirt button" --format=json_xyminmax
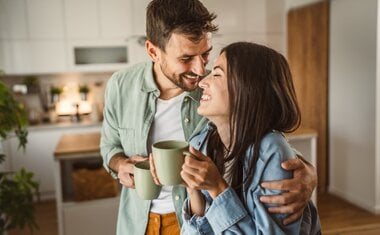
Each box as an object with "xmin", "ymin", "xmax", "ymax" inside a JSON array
[
  {"xmin": 184, "ymin": 97, "xmax": 189, "ymax": 102},
  {"xmin": 175, "ymin": 195, "xmax": 180, "ymax": 200},
  {"xmin": 184, "ymin": 118, "xmax": 189, "ymax": 123}
]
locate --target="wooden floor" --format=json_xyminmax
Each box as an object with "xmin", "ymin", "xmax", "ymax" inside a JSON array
[
  {"xmin": 318, "ymin": 193, "xmax": 380, "ymax": 235},
  {"xmin": 7, "ymin": 193, "xmax": 380, "ymax": 235}
]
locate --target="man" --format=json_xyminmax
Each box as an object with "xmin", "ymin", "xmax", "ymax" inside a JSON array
[{"xmin": 100, "ymin": 0, "xmax": 317, "ymax": 234}]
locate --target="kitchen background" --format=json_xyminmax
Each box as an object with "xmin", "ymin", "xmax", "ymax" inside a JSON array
[{"xmin": 1, "ymin": 0, "xmax": 380, "ymax": 234}]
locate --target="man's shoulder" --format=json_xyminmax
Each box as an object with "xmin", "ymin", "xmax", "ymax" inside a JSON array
[{"xmin": 110, "ymin": 61, "xmax": 151, "ymax": 85}]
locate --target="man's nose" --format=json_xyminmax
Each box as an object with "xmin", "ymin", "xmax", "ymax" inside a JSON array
[{"xmin": 191, "ymin": 56, "xmax": 206, "ymax": 76}]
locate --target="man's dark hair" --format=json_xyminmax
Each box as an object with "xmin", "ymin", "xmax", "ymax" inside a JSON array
[{"xmin": 146, "ymin": 0, "xmax": 218, "ymax": 51}]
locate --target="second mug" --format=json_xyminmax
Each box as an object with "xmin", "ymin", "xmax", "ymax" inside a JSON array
[{"xmin": 152, "ymin": 140, "xmax": 189, "ymax": 186}]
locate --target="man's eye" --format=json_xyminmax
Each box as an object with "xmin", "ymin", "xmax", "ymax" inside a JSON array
[
  {"xmin": 181, "ymin": 57, "xmax": 192, "ymax": 62},
  {"xmin": 202, "ymin": 53, "xmax": 209, "ymax": 60}
]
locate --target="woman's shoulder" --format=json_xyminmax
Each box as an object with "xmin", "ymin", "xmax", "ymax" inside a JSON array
[
  {"xmin": 188, "ymin": 121, "xmax": 214, "ymax": 151},
  {"xmin": 257, "ymin": 131, "xmax": 296, "ymax": 162}
]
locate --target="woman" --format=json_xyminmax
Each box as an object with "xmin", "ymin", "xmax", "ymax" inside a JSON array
[{"xmin": 180, "ymin": 42, "xmax": 321, "ymax": 234}]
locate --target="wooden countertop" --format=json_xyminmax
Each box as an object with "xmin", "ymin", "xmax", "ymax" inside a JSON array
[
  {"xmin": 286, "ymin": 127, "xmax": 317, "ymax": 140},
  {"xmin": 54, "ymin": 132, "xmax": 100, "ymax": 159},
  {"xmin": 53, "ymin": 127, "xmax": 317, "ymax": 160}
]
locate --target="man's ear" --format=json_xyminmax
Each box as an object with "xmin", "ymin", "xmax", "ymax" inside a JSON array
[{"xmin": 146, "ymin": 40, "xmax": 160, "ymax": 62}]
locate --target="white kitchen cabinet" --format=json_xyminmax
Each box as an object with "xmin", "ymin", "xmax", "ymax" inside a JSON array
[
  {"xmin": 0, "ymin": 0, "xmax": 28, "ymax": 39},
  {"xmin": 8, "ymin": 123, "xmax": 101, "ymax": 200},
  {"xmin": 99, "ymin": 0, "xmax": 133, "ymax": 39},
  {"xmin": 54, "ymin": 132, "xmax": 119, "ymax": 235},
  {"xmin": 26, "ymin": 0, "xmax": 65, "ymax": 39},
  {"xmin": 64, "ymin": 0, "xmax": 132, "ymax": 40},
  {"xmin": 0, "ymin": 0, "xmax": 66, "ymax": 74},
  {"xmin": 130, "ymin": 0, "xmax": 150, "ymax": 36},
  {"xmin": 64, "ymin": 0, "xmax": 133, "ymax": 72},
  {"xmin": 64, "ymin": 0, "xmax": 98, "ymax": 39},
  {"xmin": 2, "ymin": 40, "xmax": 67, "ymax": 74}
]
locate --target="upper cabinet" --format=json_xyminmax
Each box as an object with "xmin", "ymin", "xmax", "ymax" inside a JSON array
[
  {"xmin": 27, "ymin": 0, "xmax": 65, "ymax": 39},
  {"xmin": 0, "ymin": 0, "xmax": 28, "ymax": 39},
  {"xmin": 0, "ymin": 0, "xmax": 66, "ymax": 74},
  {"xmin": 64, "ymin": 0, "xmax": 132, "ymax": 40},
  {"xmin": 0, "ymin": 0, "xmax": 286, "ymax": 75},
  {"xmin": 130, "ymin": 0, "xmax": 150, "ymax": 36},
  {"xmin": 0, "ymin": 0, "xmax": 136, "ymax": 75},
  {"xmin": 64, "ymin": 0, "xmax": 98, "ymax": 39},
  {"xmin": 64, "ymin": 0, "xmax": 136, "ymax": 72}
]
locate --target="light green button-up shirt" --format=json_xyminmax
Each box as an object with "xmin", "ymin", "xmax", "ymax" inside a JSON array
[{"xmin": 100, "ymin": 61, "xmax": 207, "ymax": 235}]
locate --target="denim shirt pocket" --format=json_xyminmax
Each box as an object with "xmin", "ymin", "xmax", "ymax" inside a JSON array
[{"xmin": 118, "ymin": 128, "xmax": 136, "ymax": 155}]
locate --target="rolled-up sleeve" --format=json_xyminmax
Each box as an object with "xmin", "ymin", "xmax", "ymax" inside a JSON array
[{"xmin": 100, "ymin": 74, "xmax": 125, "ymax": 178}]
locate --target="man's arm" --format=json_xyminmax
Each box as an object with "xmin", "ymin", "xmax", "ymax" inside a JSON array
[{"xmin": 260, "ymin": 157, "xmax": 317, "ymax": 225}]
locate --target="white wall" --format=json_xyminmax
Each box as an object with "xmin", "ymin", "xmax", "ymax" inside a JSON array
[
  {"xmin": 329, "ymin": 0, "xmax": 379, "ymax": 213},
  {"xmin": 376, "ymin": 0, "xmax": 380, "ymax": 213}
]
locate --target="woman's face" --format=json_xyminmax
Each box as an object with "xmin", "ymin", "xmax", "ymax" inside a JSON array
[{"xmin": 197, "ymin": 52, "xmax": 230, "ymax": 122}]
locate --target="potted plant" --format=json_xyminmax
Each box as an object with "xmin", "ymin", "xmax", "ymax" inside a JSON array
[
  {"xmin": 50, "ymin": 85, "xmax": 63, "ymax": 104},
  {"xmin": 79, "ymin": 84, "xmax": 90, "ymax": 101},
  {"xmin": 0, "ymin": 78, "xmax": 39, "ymax": 234}
]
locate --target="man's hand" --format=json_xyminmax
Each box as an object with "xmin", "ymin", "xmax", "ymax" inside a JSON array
[
  {"xmin": 110, "ymin": 153, "xmax": 147, "ymax": 188},
  {"xmin": 260, "ymin": 157, "xmax": 317, "ymax": 225}
]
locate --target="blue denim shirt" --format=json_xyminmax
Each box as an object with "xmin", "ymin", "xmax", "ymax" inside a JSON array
[
  {"xmin": 182, "ymin": 123, "xmax": 321, "ymax": 235},
  {"xmin": 100, "ymin": 61, "xmax": 208, "ymax": 235}
]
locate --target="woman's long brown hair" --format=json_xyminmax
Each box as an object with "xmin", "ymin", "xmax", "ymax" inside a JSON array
[{"xmin": 207, "ymin": 42, "xmax": 301, "ymax": 199}]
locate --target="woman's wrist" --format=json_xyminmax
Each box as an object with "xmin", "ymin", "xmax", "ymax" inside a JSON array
[{"xmin": 208, "ymin": 179, "xmax": 228, "ymax": 199}]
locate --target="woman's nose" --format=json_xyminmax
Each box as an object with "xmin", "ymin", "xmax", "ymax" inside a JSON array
[{"xmin": 198, "ymin": 73, "xmax": 211, "ymax": 88}]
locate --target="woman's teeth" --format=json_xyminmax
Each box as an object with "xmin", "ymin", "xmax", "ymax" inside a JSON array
[{"xmin": 201, "ymin": 95, "xmax": 210, "ymax": 101}]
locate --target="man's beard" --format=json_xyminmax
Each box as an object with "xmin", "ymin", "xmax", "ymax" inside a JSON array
[{"xmin": 160, "ymin": 65, "xmax": 200, "ymax": 92}]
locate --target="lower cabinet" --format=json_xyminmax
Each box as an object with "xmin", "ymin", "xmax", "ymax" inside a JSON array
[
  {"xmin": 61, "ymin": 193, "xmax": 119, "ymax": 235},
  {"xmin": 8, "ymin": 123, "xmax": 101, "ymax": 200},
  {"xmin": 54, "ymin": 132, "xmax": 119, "ymax": 235}
]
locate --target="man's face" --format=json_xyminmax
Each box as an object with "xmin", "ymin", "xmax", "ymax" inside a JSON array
[{"xmin": 156, "ymin": 32, "xmax": 213, "ymax": 91}]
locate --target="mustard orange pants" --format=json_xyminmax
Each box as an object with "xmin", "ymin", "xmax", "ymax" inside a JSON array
[{"xmin": 145, "ymin": 212, "xmax": 180, "ymax": 235}]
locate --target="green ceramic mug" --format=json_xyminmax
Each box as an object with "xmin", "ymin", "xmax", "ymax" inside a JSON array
[
  {"xmin": 134, "ymin": 160, "xmax": 161, "ymax": 200},
  {"xmin": 152, "ymin": 140, "xmax": 190, "ymax": 186}
]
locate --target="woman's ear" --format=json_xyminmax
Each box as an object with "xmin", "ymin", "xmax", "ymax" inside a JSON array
[{"xmin": 146, "ymin": 40, "xmax": 160, "ymax": 62}]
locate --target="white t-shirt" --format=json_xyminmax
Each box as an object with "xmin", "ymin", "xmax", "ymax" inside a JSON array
[{"xmin": 147, "ymin": 92, "xmax": 186, "ymax": 214}]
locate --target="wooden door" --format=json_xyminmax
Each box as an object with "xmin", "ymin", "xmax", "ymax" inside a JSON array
[{"xmin": 287, "ymin": 1, "xmax": 329, "ymax": 194}]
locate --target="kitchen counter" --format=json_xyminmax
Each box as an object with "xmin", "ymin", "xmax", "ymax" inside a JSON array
[
  {"xmin": 28, "ymin": 120, "xmax": 102, "ymax": 132},
  {"xmin": 286, "ymin": 127, "xmax": 317, "ymax": 139},
  {"xmin": 53, "ymin": 127, "xmax": 317, "ymax": 157},
  {"xmin": 54, "ymin": 132, "xmax": 100, "ymax": 159}
]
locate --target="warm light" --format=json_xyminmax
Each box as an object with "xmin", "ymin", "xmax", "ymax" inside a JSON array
[
  {"xmin": 55, "ymin": 100, "xmax": 92, "ymax": 116},
  {"xmin": 55, "ymin": 101, "xmax": 76, "ymax": 116},
  {"xmin": 78, "ymin": 101, "xmax": 92, "ymax": 114}
]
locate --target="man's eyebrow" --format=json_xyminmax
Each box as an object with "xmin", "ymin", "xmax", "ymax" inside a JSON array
[
  {"xmin": 202, "ymin": 46, "xmax": 213, "ymax": 55},
  {"xmin": 180, "ymin": 46, "xmax": 213, "ymax": 58}
]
